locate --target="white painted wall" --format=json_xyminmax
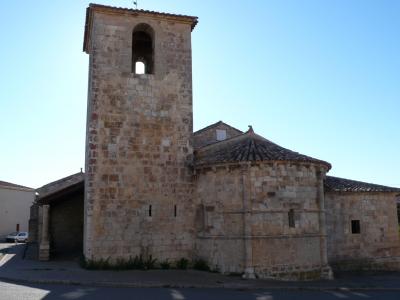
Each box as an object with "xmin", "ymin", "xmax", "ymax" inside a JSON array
[{"xmin": 0, "ymin": 186, "xmax": 35, "ymax": 238}]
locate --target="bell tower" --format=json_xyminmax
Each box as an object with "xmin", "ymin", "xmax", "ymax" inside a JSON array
[{"xmin": 83, "ymin": 4, "xmax": 197, "ymax": 260}]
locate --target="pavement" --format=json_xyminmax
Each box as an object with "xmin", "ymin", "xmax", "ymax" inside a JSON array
[
  {"xmin": 1, "ymin": 243, "xmax": 400, "ymax": 291},
  {"xmin": 2, "ymin": 281, "xmax": 400, "ymax": 300}
]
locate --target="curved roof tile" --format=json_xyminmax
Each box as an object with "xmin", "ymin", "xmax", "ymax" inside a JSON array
[
  {"xmin": 325, "ymin": 176, "xmax": 400, "ymax": 192},
  {"xmin": 194, "ymin": 129, "xmax": 331, "ymax": 169}
]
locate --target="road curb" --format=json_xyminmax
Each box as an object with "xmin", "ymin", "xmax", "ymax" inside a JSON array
[{"xmin": 1, "ymin": 275, "xmax": 400, "ymax": 291}]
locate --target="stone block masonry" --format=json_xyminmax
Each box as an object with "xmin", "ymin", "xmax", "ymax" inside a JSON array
[
  {"xmin": 84, "ymin": 6, "xmax": 197, "ymax": 261},
  {"xmin": 325, "ymin": 191, "xmax": 400, "ymax": 270},
  {"xmin": 79, "ymin": 4, "xmax": 400, "ymax": 280},
  {"xmin": 195, "ymin": 162, "xmax": 332, "ymax": 279}
]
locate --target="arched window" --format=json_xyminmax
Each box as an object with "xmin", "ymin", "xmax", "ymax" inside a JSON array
[{"xmin": 132, "ymin": 23, "xmax": 154, "ymax": 74}]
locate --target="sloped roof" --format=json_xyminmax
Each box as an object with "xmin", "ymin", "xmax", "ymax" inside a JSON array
[
  {"xmin": 193, "ymin": 121, "xmax": 243, "ymax": 136},
  {"xmin": 194, "ymin": 127, "xmax": 331, "ymax": 169},
  {"xmin": 0, "ymin": 180, "xmax": 34, "ymax": 192},
  {"xmin": 37, "ymin": 172, "xmax": 85, "ymax": 199},
  {"xmin": 324, "ymin": 176, "xmax": 400, "ymax": 193},
  {"xmin": 84, "ymin": 3, "xmax": 198, "ymax": 53}
]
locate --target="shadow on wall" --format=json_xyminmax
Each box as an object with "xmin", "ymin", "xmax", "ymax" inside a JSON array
[
  {"xmin": 49, "ymin": 194, "xmax": 84, "ymax": 260},
  {"xmin": 397, "ymin": 199, "xmax": 400, "ymax": 225}
]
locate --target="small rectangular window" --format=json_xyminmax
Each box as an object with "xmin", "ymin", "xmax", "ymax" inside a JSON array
[
  {"xmin": 351, "ymin": 220, "xmax": 360, "ymax": 234},
  {"xmin": 174, "ymin": 205, "xmax": 177, "ymax": 217},
  {"xmin": 288, "ymin": 209, "xmax": 295, "ymax": 228},
  {"xmin": 216, "ymin": 129, "xmax": 227, "ymax": 141},
  {"xmin": 149, "ymin": 205, "xmax": 152, "ymax": 217}
]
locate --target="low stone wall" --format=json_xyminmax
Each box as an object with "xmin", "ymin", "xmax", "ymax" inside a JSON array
[
  {"xmin": 252, "ymin": 236, "xmax": 331, "ymax": 280},
  {"xmin": 330, "ymin": 256, "xmax": 400, "ymax": 272}
]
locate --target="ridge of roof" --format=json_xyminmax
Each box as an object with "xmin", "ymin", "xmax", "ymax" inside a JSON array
[
  {"xmin": 193, "ymin": 121, "xmax": 243, "ymax": 136},
  {"xmin": 194, "ymin": 129, "xmax": 331, "ymax": 169},
  {"xmin": 195, "ymin": 126, "xmax": 260, "ymax": 151},
  {"xmin": 324, "ymin": 176, "xmax": 400, "ymax": 193},
  {"xmin": 0, "ymin": 180, "xmax": 34, "ymax": 191},
  {"xmin": 84, "ymin": 4, "xmax": 198, "ymax": 53}
]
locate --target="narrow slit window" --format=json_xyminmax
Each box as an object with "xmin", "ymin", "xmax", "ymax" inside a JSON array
[
  {"xmin": 288, "ymin": 209, "xmax": 295, "ymax": 228},
  {"xmin": 351, "ymin": 220, "xmax": 360, "ymax": 234},
  {"xmin": 149, "ymin": 205, "xmax": 152, "ymax": 217},
  {"xmin": 174, "ymin": 205, "xmax": 177, "ymax": 217}
]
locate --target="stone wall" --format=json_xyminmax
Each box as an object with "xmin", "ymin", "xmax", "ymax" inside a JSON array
[
  {"xmin": 193, "ymin": 123, "xmax": 242, "ymax": 148},
  {"xmin": 84, "ymin": 10, "xmax": 195, "ymax": 261},
  {"xmin": 195, "ymin": 162, "xmax": 331, "ymax": 279},
  {"xmin": 195, "ymin": 164, "xmax": 245, "ymax": 274},
  {"xmin": 28, "ymin": 204, "xmax": 39, "ymax": 243},
  {"xmin": 325, "ymin": 192, "xmax": 400, "ymax": 270}
]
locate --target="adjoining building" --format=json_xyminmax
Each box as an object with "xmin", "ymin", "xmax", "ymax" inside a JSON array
[
  {"xmin": 325, "ymin": 177, "xmax": 400, "ymax": 270},
  {"xmin": 0, "ymin": 180, "xmax": 35, "ymax": 239},
  {"xmin": 29, "ymin": 4, "xmax": 400, "ymax": 280},
  {"xmin": 29, "ymin": 172, "xmax": 84, "ymax": 261}
]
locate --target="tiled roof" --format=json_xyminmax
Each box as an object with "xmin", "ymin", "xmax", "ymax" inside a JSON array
[
  {"xmin": 324, "ymin": 176, "xmax": 400, "ymax": 192},
  {"xmin": 193, "ymin": 121, "xmax": 243, "ymax": 136},
  {"xmin": 37, "ymin": 172, "xmax": 85, "ymax": 199},
  {"xmin": 0, "ymin": 181, "xmax": 34, "ymax": 191},
  {"xmin": 194, "ymin": 127, "xmax": 331, "ymax": 169},
  {"xmin": 84, "ymin": 4, "xmax": 198, "ymax": 53}
]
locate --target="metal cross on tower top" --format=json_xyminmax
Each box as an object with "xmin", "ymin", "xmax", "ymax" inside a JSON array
[{"xmin": 133, "ymin": 1, "xmax": 138, "ymax": 9}]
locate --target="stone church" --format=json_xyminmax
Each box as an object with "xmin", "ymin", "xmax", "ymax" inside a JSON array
[{"xmin": 30, "ymin": 4, "xmax": 400, "ymax": 280}]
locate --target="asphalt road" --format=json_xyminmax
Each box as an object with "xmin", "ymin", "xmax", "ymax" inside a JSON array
[{"xmin": 0, "ymin": 280, "xmax": 400, "ymax": 300}]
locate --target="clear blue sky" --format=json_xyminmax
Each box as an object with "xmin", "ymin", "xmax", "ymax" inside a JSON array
[{"xmin": 1, "ymin": 1, "xmax": 399, "ymax": 188}]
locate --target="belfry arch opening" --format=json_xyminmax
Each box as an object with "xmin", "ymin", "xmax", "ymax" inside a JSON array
[{"xmin": 132, "ymin": 23, "xmax": 154, "ymax": 74}]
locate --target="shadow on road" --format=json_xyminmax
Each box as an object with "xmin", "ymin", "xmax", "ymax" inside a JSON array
[
  {"xmin": 1, "ymin": 280, "xmax": 400, "ymax": 300},
  {"xmin": 0, "ymin": 243, "xmax": 26, "ymax": 269}
]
